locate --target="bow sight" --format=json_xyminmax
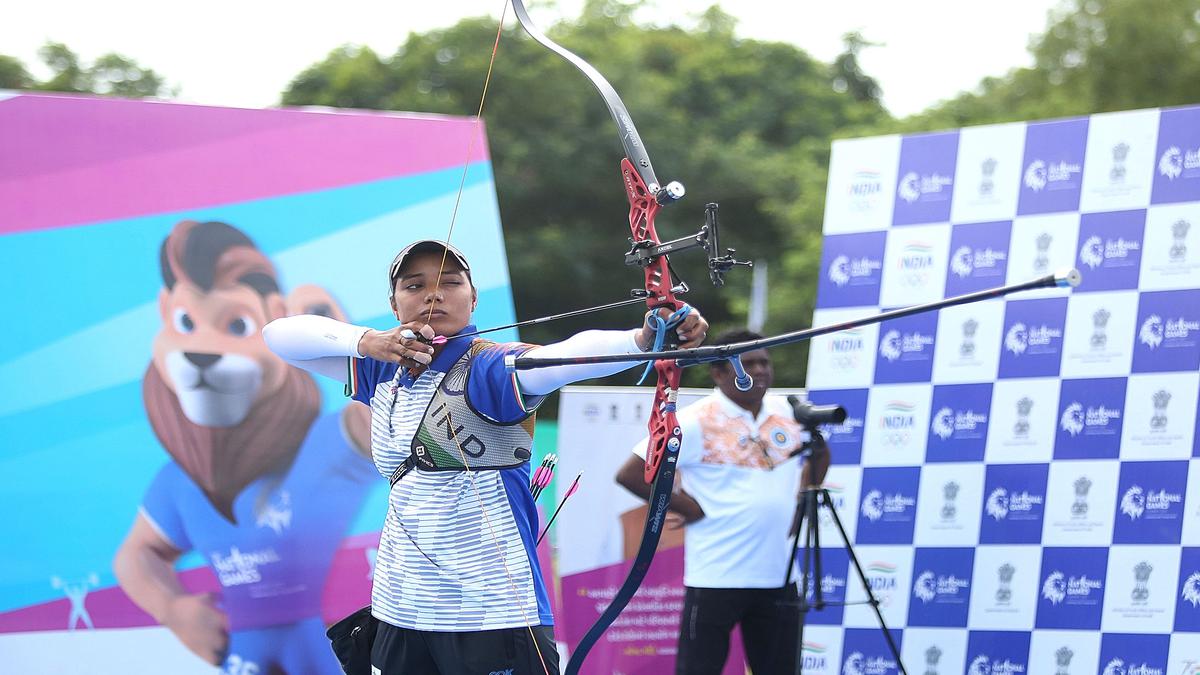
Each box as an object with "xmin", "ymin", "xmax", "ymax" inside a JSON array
[{"xmin": 623, "ymin": 202, "xmax": 754, "ymax": 289}]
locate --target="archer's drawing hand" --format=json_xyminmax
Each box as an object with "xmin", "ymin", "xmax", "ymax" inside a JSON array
[{"xmin": 359, "ymin": 323, "xmax": 437, "ymax": 375}]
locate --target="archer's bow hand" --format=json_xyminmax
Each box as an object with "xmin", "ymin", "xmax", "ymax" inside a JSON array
[{"xmin": 635, "ymin": 307, "xmax": 709, "ymax": 351}]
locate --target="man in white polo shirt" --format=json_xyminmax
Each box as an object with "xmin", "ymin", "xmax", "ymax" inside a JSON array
[{"xmin": 617, "ymin": 328, "xmax": 830, "ymax": 675}]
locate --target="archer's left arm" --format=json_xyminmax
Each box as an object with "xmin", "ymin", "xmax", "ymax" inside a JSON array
[{"xmin": 516, "ymin": 308, "xmax": 708, "ymax": 396}]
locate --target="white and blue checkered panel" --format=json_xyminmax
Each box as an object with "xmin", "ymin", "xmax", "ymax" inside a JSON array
[{"xmin": 805, "ymin": 105, "xmax": 1200, "ymax": 675}]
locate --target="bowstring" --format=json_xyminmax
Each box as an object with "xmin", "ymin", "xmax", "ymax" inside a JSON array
[{"xmin": 424, "ymin": 2, "xmax": 550, "ymax": 672}]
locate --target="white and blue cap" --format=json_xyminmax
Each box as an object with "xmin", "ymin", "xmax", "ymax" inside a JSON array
[{"xmin": 388, "ymin": 240, "xmax": 472, "ymax": 291}]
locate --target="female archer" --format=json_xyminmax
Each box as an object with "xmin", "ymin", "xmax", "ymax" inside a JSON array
[{"xmin": 263, "ymin": 239, "xmax": 708, "ymax": 674}]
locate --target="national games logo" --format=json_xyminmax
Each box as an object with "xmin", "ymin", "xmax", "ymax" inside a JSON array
[
  {"xmin": 1102, "ymin": 659, "xmax": 1164, "ymax": 675},
  {"xmin": 1158, "ymin": 144, "xmax": 1199, "ymax": 181},
  {"xmin": 827, "ymin": 255, "xmax": 883, "ymax": 288},
  {"xmin": 1042, "ymin": 570, "xmax": 1102, "ymax": 605},
  {"xmin": 912, "ymin": 569, "xmax": 969, "ymax": 604},
  {"xmin": 898, "ymin": 171, "xmax": 953, "ymax": 204},
  {"xmin": 986, "ymin": 487, "xmax": 1044, "ymax": 521},
  {"xmin": 842, "ymin": 649, "xmax": 899, "ymax": 675},
  {"xmin": 1024, "ymin": 158, "xmax": 1081, "ymax": 192},
  {"xmin": 968, "ymin": 656, "xmax": 1026, "ymax": 675},
  {"xmin": 1138, "ymin": 314, "xmax": 1198, "ymax": 349},
  {"xmin": 869, "ymin": 493, "xmax": 911, "ymax": 526},
  {"xmin": 1120, "ymin": 484, "xmax": 1182, "ymax": 521}
]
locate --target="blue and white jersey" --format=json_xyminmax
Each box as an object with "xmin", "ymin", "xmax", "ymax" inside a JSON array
[{"xmin": 347, "ymin": 326, "xmax": 552, "ymax": 632}]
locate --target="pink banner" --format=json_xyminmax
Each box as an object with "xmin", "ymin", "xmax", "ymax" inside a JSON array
[
  {"xmin": 560, "ymin": 546, "xmax": 746, "ymax": 674},
  {"xmin": 0, "ymin": 94, "xmax": 490, "ymax": 234}
]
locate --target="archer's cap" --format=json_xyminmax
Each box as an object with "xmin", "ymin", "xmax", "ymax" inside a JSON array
[{"xmin": 389, "ymin": 240, "xmax": 471, "ymax": 290}]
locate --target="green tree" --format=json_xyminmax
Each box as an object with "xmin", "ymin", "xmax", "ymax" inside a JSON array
[
  {"xmin": 37, "ymin": 42, "xmax": 92, "ymax": 93},
  {"xmin": 89, "ymin": 53, "xmax": 172, "ymax": 98},
  {"xmin": 282, "ymin": 1, "xmax": 887, "ymax": 391},
  {"xmin": 0, "ymin": 43, "xmax": 175, "ymax": 98},
  {"xmin": 0, "ymin": 55, "xmax": 33, "ymax": 89}
]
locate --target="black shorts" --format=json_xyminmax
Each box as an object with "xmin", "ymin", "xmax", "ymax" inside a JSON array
[
  {"xmin": 675, "ymin": 585, "xmax": 800, "ymax": 675},
  {"xmin": 370, "ymin": 620, "xmax": 559, "ymax": 675}
]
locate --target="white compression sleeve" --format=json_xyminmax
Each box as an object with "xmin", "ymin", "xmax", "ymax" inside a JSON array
[
  {"xmin": 516, "ymin": 329, "xmax": 644, "ymax": 396},
  {"xmin": 262, "ymin": 314, "xmax": 371, "ymax": 383}
]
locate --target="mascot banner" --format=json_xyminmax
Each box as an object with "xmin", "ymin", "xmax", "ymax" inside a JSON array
[
  {"xmin": 0, "ymin": 93, "xmax": 523, "ymax": 674},
  {"xmin": 803, "ymin": 104, "xmax": 1200, "ymax": 673}
]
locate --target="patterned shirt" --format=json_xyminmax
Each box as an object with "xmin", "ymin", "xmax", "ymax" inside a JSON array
[{"xmin": 635, "ymin": 389, "xmax": 808, "ymax": 588}]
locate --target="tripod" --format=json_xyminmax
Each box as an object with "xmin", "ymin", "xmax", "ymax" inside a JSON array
[{"xmin": 782, "ymin": 439, "xmax": 907, "ymax": 675}]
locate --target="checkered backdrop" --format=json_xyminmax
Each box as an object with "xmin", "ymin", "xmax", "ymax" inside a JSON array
[{"xmin": 803, "ymin": 105, "xmax": 1200, "ymax": 674}]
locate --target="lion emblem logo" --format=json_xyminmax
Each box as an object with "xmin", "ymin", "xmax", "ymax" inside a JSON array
[
  {"xmin": 1102, "ymin": 658, "xmax": 1126, "ymax": 675},
  {"xmin": 861, "ymin": 490, "xmax": 884, "ymax": 522},
  {"xmin": 1042, "ymin": 571, "xmax": 1067, "ymax": 605},
  {"xmin": 1182, "ymin": 572, "xmax": 1200, "ymax": 608},
  {"xmin": 986, "ymin": 488, "xmax": 1009, "ymax": 520},
  {"xmin": 1060, "ymin": 402, "xmax": 1085, "ymax": 437},
  {"xmin": 829, "ymin": 254, "xmax": 852, "ymax": 287},
  {"xmin": 1121, "ymin": 485, "xmax": 1146, "ymax": 520},
  {"xmin": 879, "ymin": 330, "xmax": 903, "ymax": 362},
  {"xmin": 931, "ymin": 407, "xmax": 955, "ymax": 441},
  {"xmin": 1080, "ymin": 235, "xmax": 1105, "ymax": 269},
  {"xmin": 1024, "ymin": 160, "xmax": 1048, "ymax": 192},
  {"xmin": 950, "ymin": 245, "xmax": 974, "ymax": 278},
  {"xmin": 913, "ymin": 571, "xmax": 937, "ymax": 603},
  {"xmin": 898, "ymin": 172, "xmax": 922, "ymax": 203},
  {"xmin": 1139, "ymin": 315, "xmax": 1164, "ymax": 349},
  {"xmin": 967, "ymin": 656, "xmax": 991, "ymax": 675},
  {"xmin": 1160, "ymin": 146, "xmax": 1183, "ymax": 180},
  {"xmin": 1004, "ymin": 323, "xmax": 1028, "ymax": 355},
  {"xmin": 842, "ymin": 652, "xmax": 866, "ymax": 675}
]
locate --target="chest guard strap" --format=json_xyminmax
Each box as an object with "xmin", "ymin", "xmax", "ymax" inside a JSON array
[{"xmin": 390, "ymin": 341, "xmax": 534, "ymax": 486}]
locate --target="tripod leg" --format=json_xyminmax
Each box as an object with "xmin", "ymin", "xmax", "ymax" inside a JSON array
[
  {"xmin": 794, "ymin": 490, "xmax": 825, "ymax": 675},
  {"xmin": 782, "ymin": 498, "xmax": 806, "ymax": 590},
  {"xmin": 808, "ymin": 491, "xmax": 824, "ymax": 609},
  {"xmin": 818, "ymin": 490, "xmax": 908, "ymax": 675}
]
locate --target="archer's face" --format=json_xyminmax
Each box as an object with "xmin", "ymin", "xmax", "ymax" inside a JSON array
[{"xmin": 389, "ymin": 252, "xmax": 477, "ymax": 336}]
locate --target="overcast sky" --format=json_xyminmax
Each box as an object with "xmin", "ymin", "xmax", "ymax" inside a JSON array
[{"xmin": 3, "ymin": 0, "xmax": 1062, "ymax": 117}]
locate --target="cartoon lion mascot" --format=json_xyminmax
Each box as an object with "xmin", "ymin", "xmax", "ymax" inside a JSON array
[{"xmin": 114, "ymin": 220, "xmax": 375, "ymax": 674}]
